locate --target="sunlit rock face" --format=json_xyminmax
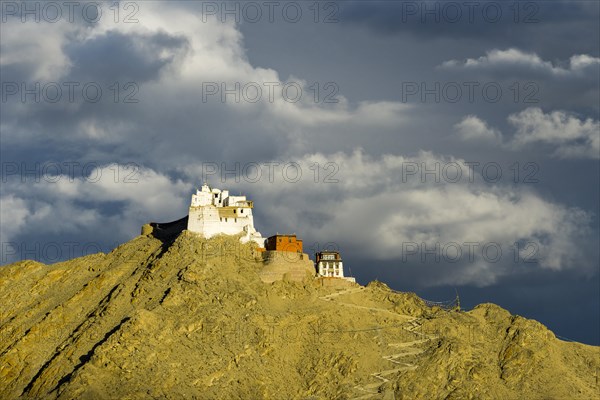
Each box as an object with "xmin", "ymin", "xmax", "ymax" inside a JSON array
[{"xmin": 0, "ymin": 232, "xmax": 598, "ymax": 399}]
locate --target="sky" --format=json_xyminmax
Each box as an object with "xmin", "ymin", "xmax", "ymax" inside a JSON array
[{"xmin": 1, "ymin": 1, "xmax": 599, "ymax": 344}]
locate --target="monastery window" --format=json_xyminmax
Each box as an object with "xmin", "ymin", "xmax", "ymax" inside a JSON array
[
  {"xmin": 240, "ymin": 209, "xmax": 244, "ymax": 213},
  {"xmin": 225, "ymin": 218, "xmax": 228, "ymax": 222}
]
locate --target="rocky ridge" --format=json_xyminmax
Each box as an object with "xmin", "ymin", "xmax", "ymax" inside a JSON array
[{"xmin": 0, "ymin": 231, "xmax": 598, "ymax": 399}]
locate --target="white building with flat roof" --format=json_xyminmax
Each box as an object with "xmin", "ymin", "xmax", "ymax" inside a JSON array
[
  {"xmin": 187, "ymin": 184, "xmax": 265, "ymax": 246},
  {"xmin": 315, "ymin": 251, "xmax": 355, "ymax": 283}
]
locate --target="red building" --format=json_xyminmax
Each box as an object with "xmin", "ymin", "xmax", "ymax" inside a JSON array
[{"xmin": 264, "ymin": 234, "xmax": 303, "ymax": 253}]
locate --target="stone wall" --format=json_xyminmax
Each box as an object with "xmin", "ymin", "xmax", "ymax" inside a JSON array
[{"xmin": 259, "ymin": 251, "xmax": 315, "ymax": 283}]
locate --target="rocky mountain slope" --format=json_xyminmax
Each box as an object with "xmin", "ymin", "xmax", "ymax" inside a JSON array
[{"xmin": 1, "ymin": 231, "xmax": 598, "ymax": 399}]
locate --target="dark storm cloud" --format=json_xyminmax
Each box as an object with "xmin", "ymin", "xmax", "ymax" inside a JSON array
[
  {"xmin": 338, "ymin": 0, "xmax": 599, "ymax": 56},
  {"xmin": 1, "ymin": 24, "xmax": 191, "ymax": 162},
  {"xmin": 0, "ymin": 61, "xmax": 37, "ymax": 85},
  {"xmin": 437, "ymin": 48, "xmax": 600, "ymax": 114},
  {"xmin": 65, "ymin": 30, "xmax": 190, "ymax": 83}
]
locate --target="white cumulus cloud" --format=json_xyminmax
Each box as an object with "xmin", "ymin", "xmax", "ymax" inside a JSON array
[
  {"xmin": 455, "ymin": 108, "xmax": 599, "ymax": 160},
  {"xmin": 508, "ymin": 108, "xmax": 600, "ymax": 159},
  {"xmin": 440, "ymin": 48, "xmax": 600, "ymax": 76},
  {"xmin": 454, "ymin": 115, "xmax": 503, "ymax": 144}
]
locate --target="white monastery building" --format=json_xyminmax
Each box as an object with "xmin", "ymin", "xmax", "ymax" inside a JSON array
[
  {"xmin": 315, "ymin": 251, "xmax": 356, "ymax": 283},
  {"xmin": 187, "ymin": 184, "xmax": 265, "ymax": 246}
]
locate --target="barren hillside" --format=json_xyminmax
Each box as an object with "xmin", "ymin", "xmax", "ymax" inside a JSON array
[{"xmin": 1, "ymin": 231, "xmax": 598, "ymax": 399}]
